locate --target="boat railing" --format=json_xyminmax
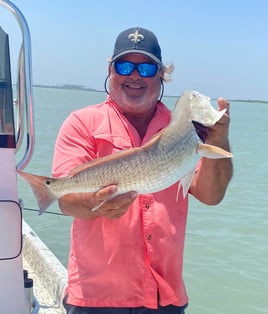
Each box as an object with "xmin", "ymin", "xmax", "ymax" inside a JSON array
[
  {"xmin": 0, "ymin": 0, "xmax": 34, "ymax": 170},
  {"xmin": 0, "ymin": 0, "xmax": 37, "ymax": 312}
]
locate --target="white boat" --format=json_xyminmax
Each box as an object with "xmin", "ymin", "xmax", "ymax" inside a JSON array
[{"xmin": 0, "ymin": 1, "xmax": 67, "ymax": 312}]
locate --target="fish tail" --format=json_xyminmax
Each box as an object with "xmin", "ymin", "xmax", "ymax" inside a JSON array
[
  {"xmin": 197, "ymin": 143, "xmax": 234, "ymax": 159},
  {"xmin": 17, "ymin": 171, "xmax": 57, "ymax": 215}
]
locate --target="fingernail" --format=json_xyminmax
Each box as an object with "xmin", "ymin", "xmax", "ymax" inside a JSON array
[
  {"xmin": 110, "ymin": 185, "xmax": 118, "ymax": 193},
  {"xmin": 130, "ymin": 191, "xmax": 137, "ymax": 199}
]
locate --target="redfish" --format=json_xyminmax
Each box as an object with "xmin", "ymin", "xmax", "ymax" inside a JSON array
[{"xmin": 18, "ymin": 91, "xmax": 233, "ymax": 214}]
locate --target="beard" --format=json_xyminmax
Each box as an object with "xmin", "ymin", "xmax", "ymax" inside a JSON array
[{"xmin": 109, "ymin": 78, "xmax": 160, "ymax": 115}]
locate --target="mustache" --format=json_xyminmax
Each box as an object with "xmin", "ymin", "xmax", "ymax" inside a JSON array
[{"xmin": 123, "ymin": 78, "xmax": 147, "ymax": 87}]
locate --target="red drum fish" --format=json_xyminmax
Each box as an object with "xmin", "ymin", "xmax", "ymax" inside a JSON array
[{"xmin": 18, "ymin": 91, "xmax": 233, "ymax": 214}]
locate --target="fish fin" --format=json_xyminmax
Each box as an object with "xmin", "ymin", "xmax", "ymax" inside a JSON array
[
  {"xmin": 176, "ymin": 182, "xmax": 181, "ymax": 202},
  {"xmin": 178, "ymin": 170, "xmax": 196, "ymax": 199},
  {"xmin": 197, "ymin": 143, "xmax": 234, "ymax": 159},
  {"xmin": 91, "ymin": 200, "xmax": 105, "ymax": 212},
  {"xmin": 17, "ymin": 171, "xmax": 57, "ymax": 215},
  {"xmin": 143, "ymin": 128, "xmax": 166, "ymax": 147}
]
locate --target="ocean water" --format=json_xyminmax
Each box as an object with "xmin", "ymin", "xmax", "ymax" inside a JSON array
[{"xmin": 17, "ymin": 87, "xmax": 268, "ymax": 313}]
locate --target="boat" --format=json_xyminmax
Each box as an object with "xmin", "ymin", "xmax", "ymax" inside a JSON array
[{"xmin": 0, "ymin": 1, "xmax": 67, "ymax": 312}]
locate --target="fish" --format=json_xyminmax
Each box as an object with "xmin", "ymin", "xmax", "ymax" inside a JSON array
[{"xmin": 17, "ymin": 90, "xmax": 233, "ymax": 215}]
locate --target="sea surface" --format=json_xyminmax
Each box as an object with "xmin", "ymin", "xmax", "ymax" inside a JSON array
[{"xmin": 17, "ymin": 87, "xmax": 268, "ymax": 314}]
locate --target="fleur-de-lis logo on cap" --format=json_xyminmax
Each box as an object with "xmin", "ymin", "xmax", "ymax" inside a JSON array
[{"xmin": 128, "ymin": 30, "xmax": 144, "ymax": 43}]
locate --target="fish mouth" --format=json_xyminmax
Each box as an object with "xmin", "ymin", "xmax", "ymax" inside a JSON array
[{"xmin": 192, "ymin": 120, "xmax": 208, "ymax": 142}]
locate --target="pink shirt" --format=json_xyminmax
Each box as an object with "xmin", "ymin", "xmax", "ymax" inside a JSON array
[{"xmin": 52, "ymin": 97, "xmax": 189, "ymax": 309}]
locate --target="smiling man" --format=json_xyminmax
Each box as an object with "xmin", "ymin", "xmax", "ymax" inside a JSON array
[
  {"xmin": 108, "ymin": 28, "xmax": 168, "ymax": 140},
  {"xmin": 52, "ymin": 27, "xmax": 233, "ymax": 314}
]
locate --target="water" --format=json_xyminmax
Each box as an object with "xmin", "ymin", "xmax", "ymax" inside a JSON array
[{"xmin": 18, "ymin": 87, "xmax": 268, "ymax": 313}]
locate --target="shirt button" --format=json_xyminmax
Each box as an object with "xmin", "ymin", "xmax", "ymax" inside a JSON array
[{"xmin": 147, "ymin": 234, "xmax": 152, "ymax": 241}]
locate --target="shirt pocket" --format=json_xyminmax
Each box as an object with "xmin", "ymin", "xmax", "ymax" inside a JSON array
[{"xmin": 93, "ymin": 133, "xmax": 132, "ymax": 158}]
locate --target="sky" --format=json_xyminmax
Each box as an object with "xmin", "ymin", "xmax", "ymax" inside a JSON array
[{"xmin": 0, "ymin": 0, "xmax": 267, "ymax": 100}]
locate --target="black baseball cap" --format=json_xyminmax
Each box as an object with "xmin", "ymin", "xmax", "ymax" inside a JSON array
[{"xmin": 111, "ymin": 27, "xmax": 162, "ymax": 64}]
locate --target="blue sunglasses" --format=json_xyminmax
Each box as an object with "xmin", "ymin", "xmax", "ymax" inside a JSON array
[{"xmin": 113, "ymin": 60, "xmax": 159, "ymax": 78}]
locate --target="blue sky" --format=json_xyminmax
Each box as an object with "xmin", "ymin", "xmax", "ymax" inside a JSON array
[{"xmin": 1, "ymin": 0, "xmax": 267, "ymax": 100}]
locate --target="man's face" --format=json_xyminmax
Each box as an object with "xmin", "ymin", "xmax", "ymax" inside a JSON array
[{"xmin": 109, "ymin": 53, "xmax": 163, "ymax": 117}]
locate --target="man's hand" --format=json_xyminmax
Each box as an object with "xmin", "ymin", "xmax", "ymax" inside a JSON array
[
  {"xmin": 58, "ymin": 185, "xmax": 137, "ymax": 220},
  {"xmin": 205, "ymin": 98, "xmax": 230, "ymax": 149},
  {"xmin": 92, "ymin": 185, "xmax": 137, "ymax": 219},
  {"xmin": 190, "ymin": 97, "xmax": 233, "ymax": 205}
]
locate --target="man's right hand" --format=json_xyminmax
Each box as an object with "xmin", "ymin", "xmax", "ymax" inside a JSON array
[{"xmin": 58, "ymin": 185, "xmax": 137, "ymax": 220}]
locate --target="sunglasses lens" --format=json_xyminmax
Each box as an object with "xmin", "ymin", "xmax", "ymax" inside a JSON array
[
  {"xmin": 114, "ymin": 61, "xmax": 158, "ymax": 77},
  {"xmin": 114, "ymin": 61, "xmax": 134, "ymax": 76},
  {"xmin": 138, "ymin": 63, "xmax": 158, "ymax": 77}
]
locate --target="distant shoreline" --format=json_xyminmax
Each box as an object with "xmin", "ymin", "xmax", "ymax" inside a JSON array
[
  {"xmin": 33, "ymin": 84, "xmax": 100, "ymax": 92},
  {"xmin": 33, "ymin": 84, "xmax": 268, "ymax": 103}
]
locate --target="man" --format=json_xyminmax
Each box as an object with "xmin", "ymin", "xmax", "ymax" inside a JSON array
[{"xmin": 52, "ymin": 27, "xmax": 233, "ymax": 314}]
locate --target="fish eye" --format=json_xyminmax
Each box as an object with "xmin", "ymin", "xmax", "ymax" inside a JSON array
[{"xmin": 45, "ymin": 180, "xmax": 51, "ymax": 186}]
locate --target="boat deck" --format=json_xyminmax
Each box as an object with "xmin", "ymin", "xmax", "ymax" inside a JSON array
[{"xmin": 22, "ymin": 221, "xmax": 67, "ymax": 314}]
